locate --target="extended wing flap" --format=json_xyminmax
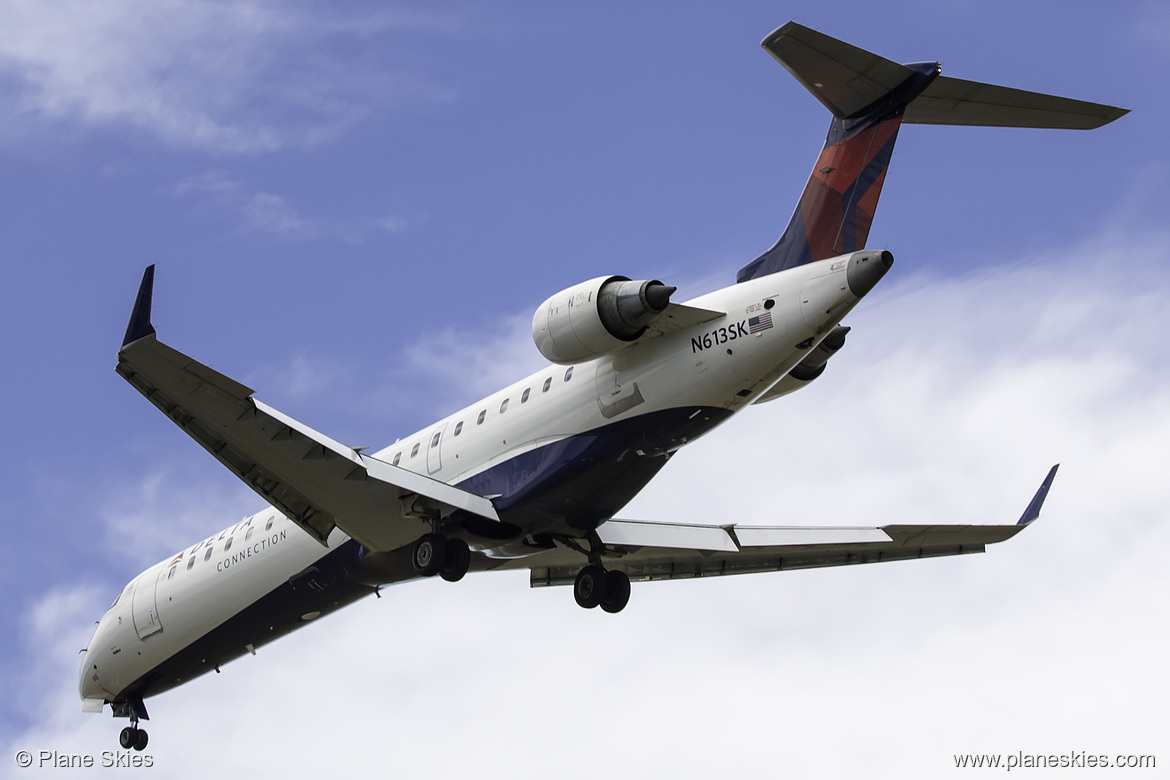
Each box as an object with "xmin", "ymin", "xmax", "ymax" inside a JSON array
[
  {"xmin": 517, "ymin": 468, "xmax": 1053, "ymax": 587},
  {"xmin": 526, "ymin": 520, "xmax": 1017, "ymax": 587},
  {"xmin": 116, "ymin": 268, "xmax": 499, "ymax": 551}
]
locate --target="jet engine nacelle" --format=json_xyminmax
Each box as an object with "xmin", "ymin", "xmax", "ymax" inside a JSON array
[
  {"xmin": 532, "ymin": 276, "xmax": 676, "ymax": 364},
  {"xmin": 754, "ymin": 325, "xmax": 851, "ymax": 404}
]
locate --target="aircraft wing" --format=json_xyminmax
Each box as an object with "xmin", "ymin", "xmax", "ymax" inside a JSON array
[
  {"xmin": 508, "ymin": 466, "xmax": 1059, "ymax": 588},
  {"xmin": 115, "ymin": 266, "xmax": 501, "ymax": 551}
]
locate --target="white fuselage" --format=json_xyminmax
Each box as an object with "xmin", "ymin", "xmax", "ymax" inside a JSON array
[{"xmin": 80, "ymin": 254, "xmax": 870, "ymax": 707}]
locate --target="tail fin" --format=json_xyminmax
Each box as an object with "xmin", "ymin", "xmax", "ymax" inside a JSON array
[{"xmin": 736, "ymin": 23, "xmax": 1128, "ymax": 284}]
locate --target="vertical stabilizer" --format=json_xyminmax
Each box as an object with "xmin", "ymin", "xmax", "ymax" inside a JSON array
[{"xmin": 737, "ymin": 23, "xmax": 1128, "ymax": 284}]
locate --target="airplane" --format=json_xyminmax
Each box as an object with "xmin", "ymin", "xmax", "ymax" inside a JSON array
[{"xmin": 80, "ymin": 22, "xmax": 1124, "ymax": 751}]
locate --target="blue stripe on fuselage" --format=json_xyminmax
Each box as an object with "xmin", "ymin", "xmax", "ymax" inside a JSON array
[{"xmin": 457, "ymin": 405, "xmax": 732, "ymax": 533}]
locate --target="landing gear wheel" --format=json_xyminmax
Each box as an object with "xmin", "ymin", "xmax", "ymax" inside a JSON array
[
  {"xmin": 412, "ymin": 533, "xmax": 447, "ymax": 577},
  {"xmin": 573, "ymin": 565, "xmax": 608, "ymax": 609},
  {"xmin": 439, "ymin": 538, "xmax": 471, "ymax": 582},
  {"xmin": 119, "ymin": 727, "xmax": 148, "ymax": 751},
  {"xmin": 600, "ymin": 570, "xmax": 631, "ymax": 613}
]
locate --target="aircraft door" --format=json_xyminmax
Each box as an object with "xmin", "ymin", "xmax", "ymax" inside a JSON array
[
  {"xmin": 130, "ymin": 564, "xmax": 164, "ymax": 639},
  {"xmin": 426, "ymin": 422, "xmax": 447, "ymax": 475}
]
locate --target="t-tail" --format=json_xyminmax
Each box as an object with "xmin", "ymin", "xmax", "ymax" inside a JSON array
[{"xmin": 736, "ymin": 23, "xmax": 1128, "ymax": 283}]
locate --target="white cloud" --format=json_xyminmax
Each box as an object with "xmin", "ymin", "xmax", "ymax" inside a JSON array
[
  {"xmin": 376, "ymin": 215, "xmax": 409, "ymax": 234},
  {"xmin": 171, "ymin": 171, "xmax": 362, "ymax": 241},
  {"xmin": 99, "ymin": 466, "xmax": 261, "ymax": 569},
  {"xmin": 0, "ymin": 0, "xmax": 459, "ymax": 153},
  {"xmin": 9, "ymin": 232, "xmax": 1168, "ymax": 777}
]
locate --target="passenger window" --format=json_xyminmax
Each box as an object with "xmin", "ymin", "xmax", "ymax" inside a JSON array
[
  {"xmin": 500, "ymin": 398, "xmax": 509, "ymax": 414},
  {"xmin": 543, "ymin": 377, "xmax": 552, "ymax": 393},
  {"xmin": 564, "ymin": 366, "xmax": 573, "ymax": 382},
  {"xmin": 187, "ymin": 557, "xmax": 196, "ymax": 571},
  {"xmin": 521, "ymin": 388, "xmax": 530, "ymax": 403},
  {"xmin": 454, "ymin": 421, "xmax": 463, "ymax": 436},
  {"xmin": 245, "ymin": 527, "xmax": 255, "ymax": 542},
  {"xmin": 477, "ymin": 410, "xmax": 486, "ymax": 425},
  {"xmin": 224, "ymin": 537, "xmax": 233, "ymax": 552},
  {"xmin": 431, "ymin": 432, "xmax": 441, "ymax": 447},
  {"xmin": 204, "ymin": 546, "xmax": 214, "ymax": 562},
  {"xmin": 411, "ymin": 443, "xmax": 420, "ymax": 457},
  {"xmin": 392, "ymin": 452, "xmax": 401, "ymax": 466},
  {"xmin": 265, "ymin": 516, "xmax": 274, "ymax": 531}
]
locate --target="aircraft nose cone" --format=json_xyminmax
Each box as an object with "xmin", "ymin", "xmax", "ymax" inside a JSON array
[{"xmin": 846, "ymin": 250, "xmax": 894, "ymax": 297}]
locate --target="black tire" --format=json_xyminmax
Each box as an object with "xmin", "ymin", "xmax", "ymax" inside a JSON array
[
  {"xmin": 600, "ymin": 570, "xmax": 631, "ymax": 613},
  {"xmin": 412, "ymin": 534, "xmax": 447, "ymax": 577},
  {"xmin": 439, "ymin": 538, "xmax": 471, "ymax": 582},
  {"xmin": 573, "ymin": 565, "xmax": 608, "ymax": 609},
  {"xmin": 133, "ymin": 729, "xmax": 149, "ymax": 751},
  {"xmin": 119, "ymin": 727, "xmax": 136, "ymax": 750}
]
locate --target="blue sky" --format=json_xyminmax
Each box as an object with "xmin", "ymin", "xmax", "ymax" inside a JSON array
[{"xmin": 2, "ymin": 1, "xmax": 1167, "ymax": 777}]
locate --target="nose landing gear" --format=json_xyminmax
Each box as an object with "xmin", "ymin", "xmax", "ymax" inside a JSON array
[
  {"xmin": 119, "ymin": 725, "xmax": 148, "ymax": 751},
  {"xmin": 111, "ymin": 697, "xmax": 150, "ymax": 751}
]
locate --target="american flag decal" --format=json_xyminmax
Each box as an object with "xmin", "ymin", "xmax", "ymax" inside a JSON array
[{"xmin": 748, "ymin": 312, "xmax": 773, "ymax": 334}]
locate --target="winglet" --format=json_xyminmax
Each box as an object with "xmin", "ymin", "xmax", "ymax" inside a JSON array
[
  {"xmin": 122, "ymin": 265, "xmax": 157, "ymax": 349},
  {"xmin": 1016, "ymin": 464, "xmax": 1059, "ymax": 526}
]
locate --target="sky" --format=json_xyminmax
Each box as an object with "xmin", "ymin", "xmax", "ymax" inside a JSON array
[{"xmin": 1, "ymin": 0, "xmax": 1167, "ymax": 777}]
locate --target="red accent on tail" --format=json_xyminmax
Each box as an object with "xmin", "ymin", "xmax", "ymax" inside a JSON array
[{"xmin": 799, "ymin": 117, "xmax": 902, "ymax": 260}]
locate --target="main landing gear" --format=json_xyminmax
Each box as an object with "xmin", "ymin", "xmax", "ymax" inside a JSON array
[
  {"xmin": 411, "ymin": 534, "xmax": 471, "ymax": 582},
  {"xmin": 574, "ymin": 565, "xmax": 631, "ymax": 613}
]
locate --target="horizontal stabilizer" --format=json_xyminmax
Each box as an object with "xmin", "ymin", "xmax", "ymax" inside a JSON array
[
  {"xmin": 763, "ymin": 22, "xmax": 1127, "ymax": 129},
  {"xmin": 905, "ymin": 77, "xmax": 1128, "ymax": 129},
  {"xmin": 761, "ymin": 23, "xmax": 921, "ymax": 120}
]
